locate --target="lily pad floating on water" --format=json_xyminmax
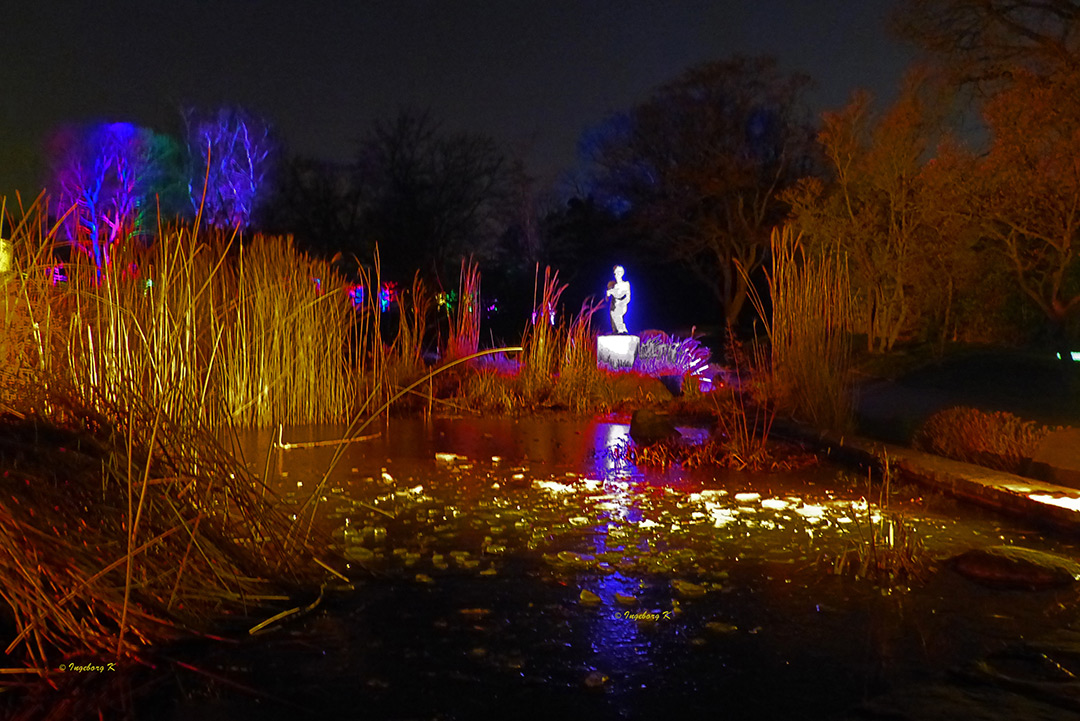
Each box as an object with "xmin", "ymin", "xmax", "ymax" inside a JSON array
[
  {"xmin": 580, "ymin": 589, "xmax": 602, "ymax": 606},
  {"xmin": 344, "ymin": 546, "xmax": 376, "ymax": 562},
  {"xmin": 584, "ymin": 671, "xmax": 609, "ymax": 688},
  {"xmin": 705, "ymin": 621, "xmax": 739, "ymax": 634},
  {"xmin": 672, "ymin": 579, "xmax": 708, "ymax": 598},
  {"xmin": 614, "ymin": 592, "xmax": 638, "ymax": 606}
]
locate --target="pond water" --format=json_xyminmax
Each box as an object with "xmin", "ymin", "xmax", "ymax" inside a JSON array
[{"xmin": 151, "ymin": 416, "xmax": 1080, "ymax": 720}]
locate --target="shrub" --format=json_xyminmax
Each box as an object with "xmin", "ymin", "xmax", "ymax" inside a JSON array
[
  {"xmin": 634, "ymin": 331, "xmax": 711, "ymax": 378},
  {"xmin": 912, "ymin": 406, "xmax": 1055, "ymax": 473}
]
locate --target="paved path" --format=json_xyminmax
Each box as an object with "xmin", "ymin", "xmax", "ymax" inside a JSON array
[{"xmin": 776, "ymin": 422, "xmax": 1080, "ymax": 536}]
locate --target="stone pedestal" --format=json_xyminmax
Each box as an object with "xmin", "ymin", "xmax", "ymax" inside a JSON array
[{"xmin": 597, "ymin": 334, "xmax": 639, "ymax": 371}]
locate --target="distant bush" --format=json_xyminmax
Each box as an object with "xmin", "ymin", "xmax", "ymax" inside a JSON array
[{"xmin": 912, "ymin": 406, "xmax": 1054, "ymax": 474}]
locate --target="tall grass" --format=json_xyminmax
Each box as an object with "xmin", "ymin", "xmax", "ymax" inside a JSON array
[
  {"xmin": 219, "ymin": 234, "xmax": 357, "ymax": 426},
  {"xmin": 550, "ymin": 297, "xmax": 607, "ymax": 412},
  {"xmin": 60, "ymin": 227, "xmax": 359, "ymax": 429},
  {"xmin": 713, "ymin": 328, "xmax": 777, "ymax": 468},
  {"xmin": 0, "ymin": 384, "xmax": 327, "ymax": 672},
  {"xmin": 3, "ymin": 202, "xmax": 702, "ymax": 432},
  {"xmin": 829, "ymin": 453, "xmax": 930, "ymax": 586},
  {"xmin": 746, "ymin": 226, "xmax": 855, "ymax": 431},
  {"xmin": 1, "ymin": 205, "xmax": 383, "ymax": 430},
  {"xmin": 445, "ymin": 259, "xmax": 481, "ymax": 362},
  {"xmin": 520, "ymin": 266, "xmax": 566, "ymax": 402}
]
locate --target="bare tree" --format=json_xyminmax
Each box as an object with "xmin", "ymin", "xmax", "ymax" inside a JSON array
[
  {"xmin": 354, "ymin": 110, "xmax": 516, "ymax": 282},
  {"xmin": 184, "ymin": 107, "xmax": 278, "ymax": 230},
  {"xmin": 895, "ymin": 0, "xmax": 1080, "ymax": 84},
  {"xmin": 970, "ymin": 68, "xmax": 1080, "ymax": 350},
  {"xmin": 787, "ymin": 71, "xmax": 960, "ymax": 352},
  {"xmin": 584, "ymin": 56, "xmax": 817, "ymax": 325},
  {"xmin": 48, "ymin": 122, "xmax": 184, "ymax": 269},
  {"xmin": 269, "ymin": 157, "xmax": 366, "ymax": 256}
]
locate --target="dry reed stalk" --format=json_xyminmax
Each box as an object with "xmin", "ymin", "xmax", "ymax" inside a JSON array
[
  {"xmin": 744, "ymin": 226, "xmax": 855, "ymax": 431},
  {"xmin": 0, "ymin": 393, "xmax": 329, "ymax": 672},
  {"xmin": 550, "ymin": 297, "xmax": 607, "ymax": 412},
  {"xmin": 520, "ymin": 266, "xmax": 566, "ymax": 403},
  {"xmin": 445, "ymin": 259, "xmax": 481, "ymax": 362}
]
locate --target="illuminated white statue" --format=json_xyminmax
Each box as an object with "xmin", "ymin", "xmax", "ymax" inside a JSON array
[{"xmin": 606, "ymin": 264, "xmax": 631, "ymax": 334}]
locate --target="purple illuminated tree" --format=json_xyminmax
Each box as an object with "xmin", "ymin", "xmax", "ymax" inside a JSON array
[
  {"xmin": 48, "ymin": 122, "xmax": 184, "ymax": 269},
  {"xmin": 183, "ymin": 107, "xmax": 278, "ymax": 230}
]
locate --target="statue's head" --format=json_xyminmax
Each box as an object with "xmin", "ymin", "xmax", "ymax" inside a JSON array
[{"xmin": 613, "ymin": 264, "xmax": 624, "ymax": 281}]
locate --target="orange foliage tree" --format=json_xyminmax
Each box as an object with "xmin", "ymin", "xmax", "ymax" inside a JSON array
[
  {"xmin": 787, "ymin": 72, "xmax": 964, "ymax": 352},
  {"xmin": 970, "ymin": 67, "xmax": 1080, "ymax": 349}
]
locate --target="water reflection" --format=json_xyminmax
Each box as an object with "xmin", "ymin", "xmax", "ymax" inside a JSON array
[
  {"xmin": 587, "ymin": 423, "xmax": 658, "ymax": 684},
  {"xmin": 594, "ymin": 423, "xmax": 637, "ymax": 480},
  {"xmin": 197, "ymin": 416, "xmax": 1080, "ymax": 720}
]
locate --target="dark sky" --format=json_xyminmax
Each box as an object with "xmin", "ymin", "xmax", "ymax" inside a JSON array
[{"xmin": 1, "ymin": 0, "xmax": 915, "ymax": 202}]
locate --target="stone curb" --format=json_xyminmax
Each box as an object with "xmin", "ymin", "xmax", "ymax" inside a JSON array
[{"xmin": 771, "ymin": 420, "xmax": 1080, "ymax": 536}]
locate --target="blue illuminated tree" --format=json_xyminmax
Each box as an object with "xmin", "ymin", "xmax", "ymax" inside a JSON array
[
  {"xmin": 48, "ymin": 122, "xmax": 185, "ymax": 269},
  {"xmin": 183, "ymin": 107, "xmax": 278, "ymax": 230}
]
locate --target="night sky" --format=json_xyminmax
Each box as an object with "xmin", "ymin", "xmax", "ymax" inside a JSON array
[{"xmin": 2, "ymin": 0, "xmax": 914, "ymax": 202}]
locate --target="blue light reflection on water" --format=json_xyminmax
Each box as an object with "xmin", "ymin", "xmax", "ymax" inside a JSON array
[
  {"xmin": 584, "ymin": 423, "xmax": 654, "ymax": 678},
  {"xmin": 214, "ymin": 416, "xmax": 1080, "ymax": 720}
]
